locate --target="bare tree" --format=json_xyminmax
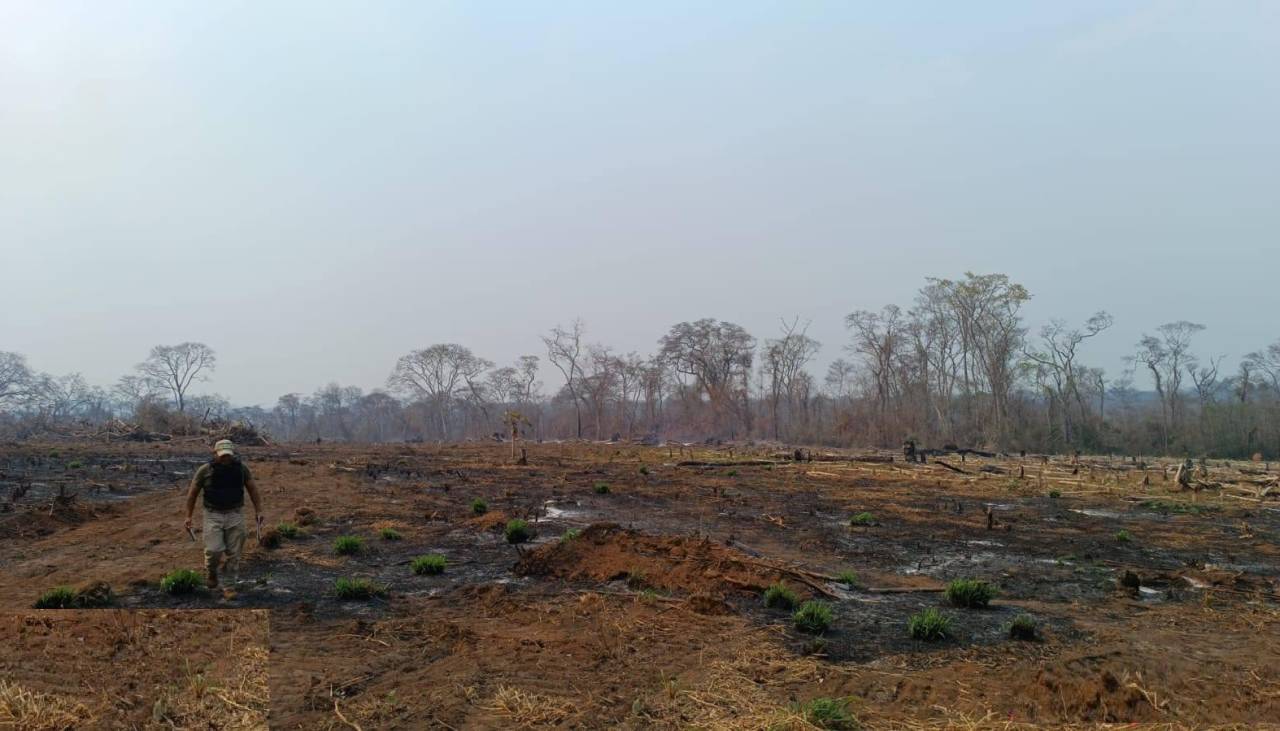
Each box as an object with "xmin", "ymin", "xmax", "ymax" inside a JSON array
[
  {"xmin": 1021, "ymin": 311, "xmax": 1113, "ymax": 448},
  {"xmin": 32, "ymin": 373, "xmax": 93, "ymax": 424},
  {"xmin": 274, "ymin": 393, "xmax": 303, "ymax": 440},
  {"xmin": 659, "ymin": 319, "xmax": 756, "ymax": 437},
  {"xmin": 845, "ymin": 306, "xmax": 906, "ymax": 443},
  {"xmin": 543, "ymin": 320, "xmax": 587, "ymax": 439},
  {"xmin": 1133, "ymin": 321, "xmax": 1205, "ymax": 451},
  {"xmin": 0, "ymin": 352, "xmax": 35, "ymax": 408},
  {"xmin": 136, "ymin": 342, "xmax": 216, "ymax": 413},
  {"xmin": 388, "ymin": 344, "xmax": 488, "ymax": 440},
  {"xmin": 763, "ymin": 318, "xmax": 821, "ymax": 440},
  {"xmin": 579, "ymin": 345, "xmax": 616, "ymax": 440}
]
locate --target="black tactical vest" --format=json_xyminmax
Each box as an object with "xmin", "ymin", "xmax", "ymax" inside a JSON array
[{"xmin": 203, "ymin": 459, "xmax": 246, "ymax": 511}]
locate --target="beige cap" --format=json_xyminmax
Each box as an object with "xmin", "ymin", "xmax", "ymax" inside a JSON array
[{"xmin": 214, "ymin": 439, "xmax": 236, "ymax": 457}]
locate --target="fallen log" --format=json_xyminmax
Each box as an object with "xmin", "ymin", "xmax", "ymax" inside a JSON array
[
  {"xmin": 934, "ymin": 460, "xmax": 968, "ymax": 474},
  {"xmin": 676, "ymin": 460, "xmax": 776, "ymax": 467}
]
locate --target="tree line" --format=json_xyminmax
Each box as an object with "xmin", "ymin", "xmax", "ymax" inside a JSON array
[{"xmin": 5, "ymin": 272, "xmax": 1280, "ymax": 458}]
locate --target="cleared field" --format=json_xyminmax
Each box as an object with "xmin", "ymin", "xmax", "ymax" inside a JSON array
[{"xmin": 2, "ymin": 441, "xmax": 1279, "ymax": 729}]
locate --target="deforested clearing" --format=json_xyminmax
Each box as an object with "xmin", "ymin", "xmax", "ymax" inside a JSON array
[{"xmin": 2, "ymin": 440, "xmax": 1278, "ymax": 728}]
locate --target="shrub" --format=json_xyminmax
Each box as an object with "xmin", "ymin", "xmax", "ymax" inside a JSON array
[
  {"xmin": 763, "ymin": 582, "xmax": 799, "ymax": 610},
  {"xmin": 66, "ymin": 460, "xmax": 84, "ymax": 470},
  {"xmin": 505, "ymin": 519, "xmax": 531, "ymax": 544},
  {"xmin": 470, "ymin": 498, "xmax": 488, "ymax": 515},
  {"xmin": 793, "ymin": 601, "xmax": 834, "ymax": 634},
  {"xmin": 798, "ymin": 697, "xmax": 858, "ymax": 730},
  {"xmin": 33, "ymin": 586, "xmax": 77, "ymax": 609},
  {"xmin": 945, "ymin": 579, "xmax": 997, "ymax": 608},
  {"xmin": 160, "ymin": 569, "xmax": 203, "ymax": 595},
  {"xmin": 594, "ymin": 482, "xmax": 610, "ymax": 494},
  {"xmin": 48, "ymin": 450, "xmax": 60, "ymax": 459},
  {"xmin": 379, "ymin": 528, "xmax": 402, "ymax": 541},
  {"xmin": 639, "ymin": 465, "xmax": 650, "ymax": 475},
  {"xmin": 1008, "ymin": 613, "xmax": 1037, "ymax": 641},
  {"xmin": 836, "ymin": 571, "xmax": 859, "ymax": 587},
  {"xmin": 411, "ymin": 554, "xmax": 446, "ymax": 575},
  {"xmin": 276, "ymin": 522, "xmax": 300, "ymax": 539},
  {"xmin": 561, "ymin": 528, "xmax": 581, "ymax": 542},
  {"xmin": 333, "ymin": 535, "xmax": 364, "ymax": 555},
  {"xmin": 727, "ymin": 469, "xmax": 738, "ymax": 477},
  {"xmin": 849, "ymin": 512, "xmax": 875, "ymax": 527},
  {"xmin": 907, "ymin": 608, "xmax": 951, "ymax": 641},
  {"xmin": 1115, "ymin": 529, "xmax": 1132, "ymax": 543},
  {"xmin": 334, "ymin": 577, "xmax": 386, "ymax": 600},
  {"xmin": 1048, "ymin": 489, "xmax": 1062, "ymax": 499}
]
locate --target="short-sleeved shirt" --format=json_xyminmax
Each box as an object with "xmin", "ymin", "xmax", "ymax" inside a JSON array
[{"xmin": 191, "ymin": 460, "xmax": 252, "ymax": 512}]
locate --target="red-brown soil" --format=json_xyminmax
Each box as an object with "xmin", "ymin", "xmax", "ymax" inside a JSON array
[{"xmin": 1, "ymin": 441, "xmax": 1279, "ymax": 729}]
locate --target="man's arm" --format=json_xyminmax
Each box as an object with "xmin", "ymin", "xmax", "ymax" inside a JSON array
[
  {"xmin": 245, "ymin": 469, "xmax": 263, "ymax": 517},
  {"xmin": 183, "ymin": 468, "xmax": 204, "ymax": 530}
]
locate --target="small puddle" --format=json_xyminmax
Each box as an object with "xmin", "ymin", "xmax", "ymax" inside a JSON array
[
  {"xmin": 1070, "ymin": 508, "xmax": 1124, "ymax": 519},
  {"xmin": 542, "ymin": 501, "xmax": 590, "ymax": 521}
]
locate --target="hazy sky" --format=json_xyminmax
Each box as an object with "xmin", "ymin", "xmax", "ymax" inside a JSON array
[{"xmin": 3, "ymin": 1, "xmax": 1278, "ymax": 406}]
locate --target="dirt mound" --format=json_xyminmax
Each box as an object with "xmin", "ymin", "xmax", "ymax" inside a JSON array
[
  {"xmin": 514, "ymin": 523, "xmax": 815, "ymax": 598},
  {"xmin": 466, "ymin": 510, "xmax": 511, "ymax": 532}
]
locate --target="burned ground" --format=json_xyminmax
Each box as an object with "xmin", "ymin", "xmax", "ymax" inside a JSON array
[{"xmin": 1, "ymin": 441, "xmax": 1278, "ymax": 729}]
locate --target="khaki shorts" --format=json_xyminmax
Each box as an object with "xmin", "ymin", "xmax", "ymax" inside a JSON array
[{"xmin": 203, "ymin": 509, "xmax": 246, "ymax": 581}]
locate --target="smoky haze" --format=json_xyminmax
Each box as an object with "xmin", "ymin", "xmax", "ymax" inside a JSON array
[{"xmin": 2, "ymin": 1, "xmax": 1278, "ymax": 406}]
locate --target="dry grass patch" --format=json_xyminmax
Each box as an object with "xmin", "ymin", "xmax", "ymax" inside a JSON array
[
  {"xmin": 480, "ymin": 685, "xmax": 574, "ymax": 727},
  {"xmin": 0, "ymin": 680, "xmax": 89, "ymax": 731}
]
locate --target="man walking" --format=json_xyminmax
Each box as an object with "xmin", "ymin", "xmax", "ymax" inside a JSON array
[{"xmin": 183, "ymin": 439, "xmax": 264, "ymax": 590}]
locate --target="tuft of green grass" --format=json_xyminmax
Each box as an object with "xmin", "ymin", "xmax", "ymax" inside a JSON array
[
  {"xmin": 726, "ymin": 469, "xmax": 738, "ymax": 477},
  {"xmin": 411, "ymin": 554, "xmax": 446, "ymax": 575},
  {"xmin": 907, "ymin": 607, "xmax": 951, "ymax": 641},
  {"xmin": 160, "ymin": 569, "xmax": 203, "ymax": 595},
  {"xmin": 1115, "ymin": 529, "xmax": 1132, "ymax": 543},
  {"xmin": 470, "ymin": 498, "xmax": 488, "ymax": 515},
  {"xmin": 560, "ymin": 528, "xmax": 581, "ymax": 543},
  {"xmin": 797, "ymin": 697, "xmax": 858, "ymax": 730},
  {"xmin": 763, "ymin": 582, "xmax": 799, "ymax": 610},
  {"xmin": 48, "ymin": 450, "xmax": 60, "ymax": 459},
  {"xmin": 793, "ymin": 600, "xmax": 834, "ymax": 634},
  {"xmin": 505, "ymin": 519, "xmax": 531, "ymax": 544},
  {"xmin": 836, "ymin": 570, "xmax": 859, "ymax": 587},
  {"xmin": 639, "ymin": 465, "xmax": 650, "ymax": 475},
  {"xmin": 1008, "ymin": 613, "xmax": 1038, "ymax": 641},
  {"xmin": 276, "ymin": 522, "xmax": 300, "ymax": 539},
  {"xmin": 333, "ymin": 535, "xmax": 364, "ymax": 555},
  {"xmin": 66, "ymin": 460, "xmax": 84, "ymax": 470},
  {"xmin": 945, "ymin": 578, "xmax": 997, "ymax": 609},
  {"xmin": 849, "ymin": 512, "xmax": 875, "ymax": 527},
  {"xmin": 33, "ymin": 586, "xmax": 77, "ymax": 609},
  {"xmin": 1048, "ymin": 489, "xmax": 1062, "ymax": 499},
  {"xmin": 594, "ymin": 482, "xmax": 610, "ymax": 494},
  {"xmin": 334, "ymin": 577, "xmax": 387, "ymax": 600},
  {"xmin": 379, "ymin": 527, "xmax": 402, "ymax": 541}
]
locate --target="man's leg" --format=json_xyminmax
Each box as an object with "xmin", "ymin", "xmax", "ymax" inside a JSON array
[
  {"xmin": 221, "ymin": 512, "xmax": 246, "ymax": 585},
  {"xmin": 202, "ymin": 511, "xmax": 227, "ymax": 587}
]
